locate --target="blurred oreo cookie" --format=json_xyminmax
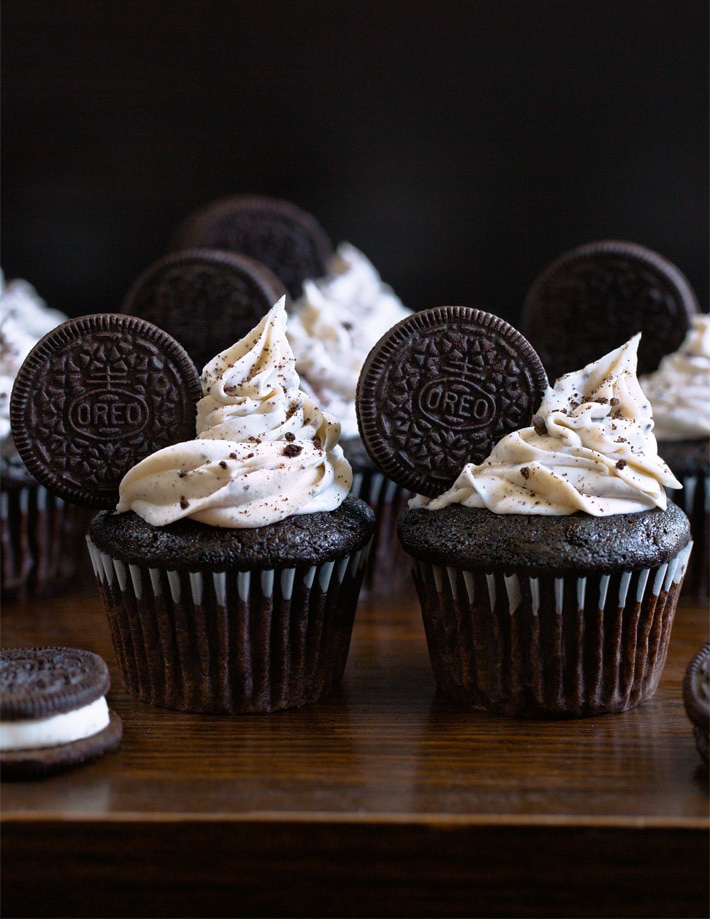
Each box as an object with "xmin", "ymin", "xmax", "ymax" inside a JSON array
[
  {"xmin": 166, "ymin": 194, "xmax": 334, "ymax": 299},
  {"xmin": 121, "ymin": 248, "xmax": 287, "ymax": 371},
  {"xmin": 521, "ymin": 239, "xmax": 698, "ymax": 382},
  {"xmin": 356, "ymin": 306, "xmax": 548, "ymax": 498},
  {"xmin": 683, "ymin": 641, "xmax": 709, "ymax": 765},
  {"xmin": 1, "ymin": 646, "xmax": 122, "ymax": 780},
  {"xmin": 10, "ymin": 313, "xmax": 202, "ymax": 509}
]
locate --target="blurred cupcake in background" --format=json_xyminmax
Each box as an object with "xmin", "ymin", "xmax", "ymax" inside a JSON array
[
  {"xmin": 168, "ymin": 194, "xmax": 415, "ymax": 594},
  {"xmin": 1, "ymin": 273, "xmax": 88, "ymax": 601},
  {"xmin": 287, "ymin": 242, "xmax": 413, "ymax": 593},
  {"xmin": 640, "ymin": 314, "xmax": 710, "ymax": 601}
]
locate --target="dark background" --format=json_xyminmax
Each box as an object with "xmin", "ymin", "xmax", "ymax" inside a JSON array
[{"xmin": 2, "ymin": 0, "xmax": 707, "ymax": 325}]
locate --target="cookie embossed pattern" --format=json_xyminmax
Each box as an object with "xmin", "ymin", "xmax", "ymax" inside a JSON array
[
  {"xmin": 356, "ymin": 306, "xmax": 549, "ymax": 498},
  {"xmin": 10, "ymin": 313, "xmax": 202, "ymax": 508}
]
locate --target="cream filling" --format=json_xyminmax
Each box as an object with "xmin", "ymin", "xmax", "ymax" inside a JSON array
[{"xmin": 0, "ymin": 696, "xmax": 110, "ymax": 751}]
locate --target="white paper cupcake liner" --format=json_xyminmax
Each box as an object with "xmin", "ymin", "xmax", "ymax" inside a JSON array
[
  {"xmin": 1, "ymin": 481, "xmax": 87, "ymax": 601},
  {"xmin": 87, "ymin": 537, "xmax": 371, "ymax": 713},
  {"xmin": 411, "ymin": 541, "xmax": 693, "ymax": 717}
]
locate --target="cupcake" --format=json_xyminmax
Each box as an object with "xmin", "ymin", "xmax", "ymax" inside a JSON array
[
  {"xmin": 286, "ymin": 242, "xmax": 414, "ymax": 594},
  {"xmin": 86, "ymin": 298, "xmax": 375, "ymax": 713},
  {"xmin": 639, "ymin": 314, "xmax": 709, "ymax": 601},
  {"xmin": 0, "ymin": 273, "xmax": 87, "ymax": 601},
  {"xmin": 357, "ymin": 306, "xmax": 692, "ymax": 718}
]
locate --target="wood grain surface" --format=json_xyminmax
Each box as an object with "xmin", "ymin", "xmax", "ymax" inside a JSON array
[{"xmin": 2, "ymin": 549, "xmax": 708, "ymax": 918}]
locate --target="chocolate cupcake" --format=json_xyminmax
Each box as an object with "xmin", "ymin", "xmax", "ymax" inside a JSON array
[
  {"xmin": 640, "ymin": 315, "xmax": 709, "ymax": 601},
  {"xmin": 0, "ymin": 273, "xmax": 88, "ymax": 601},
  {"xmin": 85, "ymin": 298, "xmax": 374, "ymax": 713},
  {"xmin": 357, "ymin": 307, "xmax": 692, "ymax": 718}
]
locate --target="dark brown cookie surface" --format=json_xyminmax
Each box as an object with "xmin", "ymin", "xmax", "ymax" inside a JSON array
[
  {"xmin": 10, "ymin": 313, "xmax": 202, "ymax": 508},
  {"xmin": 521, "ymin": 239, "xmax": 698, "ymax": 382},
  {"xmin": 0, "ymin": 646, "xmax": 122, "ymax": 781},
  {"xmin": 121, "ymin": 248, "xmax": 288, "ymax": 371},
  {"xmin": 1, "ymin": 646, "xmax": 110, "ymax": 720},
  {"xmin": 683, "ymin": 641, "xmax": 710, "ymax": 764},
  {"xmin": 356, "ymin": 306, "xmax": 549, "ymax": 498},
  {"xmin": 166, "ymin": 194, "xmax": 334, "ymax": 299}
]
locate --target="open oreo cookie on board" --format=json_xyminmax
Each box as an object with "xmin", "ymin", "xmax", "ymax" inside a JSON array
[
  {"xmin": 521, "ymin": 239, "xmax": 698, "ymax": 383},
  {"xmin": 121, "ymin": 248, "xmax": 287, "ymax": 372},
  {"xmin": 10, "ymin": 313, "xmax": 202, "ymax": 509},
  {"xmin": 166, "ymin": 194, "xmax": 334, "ymax": 301},
  {"xmin": 356, "ymin": 306, "xmax": 549, "ymax": 498},
  {"xmin": 1, "ymin": 646, "xmax": 122, "ymax": 780}
]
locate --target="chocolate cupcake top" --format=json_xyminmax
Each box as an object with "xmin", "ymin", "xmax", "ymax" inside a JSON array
[
  {"xmin": 116, "ymin": 297, "xmax": 353, "ymax": 528},
  {"xmin": 414, "ymin": 335, "xmax": 681, "ymax": 517},
  {"xmin": 398, "ymin": 501, "xmax": 690, "ymax": 575},
  {"xmin": 91, "ymin": 496, "xmax": 374, "ymax": 570},
  {"xmin": 521, "ymin": 239, "xmax": 698, "ymax": 381}
]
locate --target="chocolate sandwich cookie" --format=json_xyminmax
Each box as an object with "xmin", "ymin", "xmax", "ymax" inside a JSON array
[
  {"xmin": 10, "ymin": 313, "xmax": 202, "ymax": 509},
  {"xmin": 683, "ymin": 642, "xmax": 710, "ymax": 765},
  {"xmin": 1, "ymin": 646, "xmax": 122, "ymax": 780},
  {"xmin": 356, "ymin": 306, "xmax": 548, "ymax": 498},
  {"xmin": 166, "ymin": 194, "xmax": 334, "ymax": 300},
  {"xmin": 521, "ymin": 239, "xmax": 698, "ymax": 382},
  {"xmin": 121, "ymin": 248, "xmax": 288, "ymax": 371}
]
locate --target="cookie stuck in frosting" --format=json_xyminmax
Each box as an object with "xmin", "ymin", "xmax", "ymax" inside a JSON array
[{"xmin": 117, "ymin": 297, "xmax": 353, "ymax": 527}]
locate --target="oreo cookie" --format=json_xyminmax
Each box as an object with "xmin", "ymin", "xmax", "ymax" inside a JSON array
[
  {"xmin": 166, "ymin": 194, "xmax": 334, "ymax": 299},
  {"xmin": 521, "ymin": 239, "xmax": 698, "ymax": 382},
  {"xmin": 356, "ymin": 306, "xmax": 548, "ymax": 498},
  {"xmin": 121, "ymin": 248, "xmax": 288, "ymax": 371},
  {"xmin": 10, "ymin": 313, "xmax": 202, "ymax": 509},
  {"xmin": 0, "ymin": 646, "xmax": 122, "ymax": 780},
  {"xmin": 683, "ymin": 641, "xmax": 709, "ymax": 765}
]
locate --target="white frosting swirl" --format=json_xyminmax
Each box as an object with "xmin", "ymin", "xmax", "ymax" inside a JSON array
[
  {"xmin": 413, "ymin": 334, "xmax": 681, "ymax": 517},
  {"xmin": 639, "ymin": 314, "xmax": 710, "ymax": 440},
  {"xmin": 117, "ymin": 298, "xmax": 353, "ymax": 528},
  {"xmin": 286, "ymin": 242, "xmax": 411, "ymax": 439},
  {"xmin": 0, "ymin": 272, "xmax": 67, "ymax": 451}
]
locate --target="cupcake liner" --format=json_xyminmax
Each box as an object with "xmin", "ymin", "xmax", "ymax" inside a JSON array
[
  {"xmin": 350, "ymin": 469, "xmax": 411, "ymax": 596},
  {"xmin": 410, "ymin": 541, "xmax": 693, "ymax": 718},
  {"xmin": 1, "ymin": 482, "xmax": 88, "ymax": 602},
  {"xmin": 669, "ymin": 473, "xmax": 708, "ymax": 601},
  {"xmin": 87, "ymin": 536, "xmax": 371, "ymax": 713}
]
